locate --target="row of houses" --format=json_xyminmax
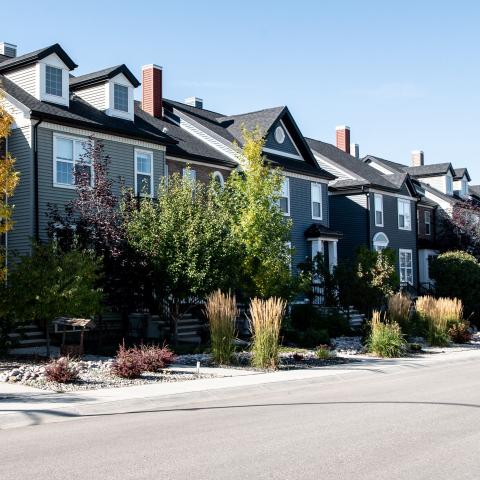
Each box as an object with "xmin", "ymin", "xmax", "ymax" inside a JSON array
[{"xmin": 0, "ymin": 41, "xmax": 476, "ymax": 298}]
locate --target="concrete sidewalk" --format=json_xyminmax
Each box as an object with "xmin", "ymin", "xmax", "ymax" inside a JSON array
[{"xmin": 1, "ymin": 349, "xmax": 479, "ymax": 430}]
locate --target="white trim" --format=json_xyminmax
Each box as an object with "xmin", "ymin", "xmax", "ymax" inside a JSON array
[
  {"xmin": 166, "ymin": 156, "xmax": 232, "ymax": 171},
  {"xmin": 212, "ymin": 171, "xmax": 225, "ymax": 188},
  {"xmin": 274, "ymin": 125, "xmax": 285, "ymax": 144},
  {"xmin": 372, "ymin": 232, "xmax": 389, "ymax": 251},
  {"xmin": 312, "ymin": 152, "xmax": 357, "ymax": 180},
  {"xmin": 424, "ymin": 210, "xmax": 431, "ymax": 235},
  {"xmin": 369, "ymin": 188, "xmax": 417, "ymax": 201},
  {"xmin": 278, "ymin": 177, "xmax": 290, "ymax": 216},
  {"xmin": 374, "ymin": 193, "xmax": 384, "ymax": 227},
  {"xmin": 41, "ymin": 122, "xmax": 166, "ymax": 151},
  {"xmin": 263, "ymin": 147, "xmax": 302, "ymax": 160},
  {"xmin": 277, "ymin": 119, "xmax": 303, "ymax": 158},
  {"xmin": 399, "ymin": 248, "xmax": 414, "ymax": 285},
  {"xmin": 311, "ymin": 182, "xmax": 323, "ymax": 220},
  {"xmin": 398, "ymin": 198, "xmax": 412, "ymax": 231},
  {"xmin": 336, "ymin": 125, "xmax": 350, "ymax": 131},
  {"xmin": 368, "ymin": 161, "xmax": 396, "ymax": 175},
  {"xmin": 134, "ymin": 148, "xmax": 154, "ymax": 197},
  {"xmin": 142, "ymin": 64, "xmax": 163, "ymax": 71}
]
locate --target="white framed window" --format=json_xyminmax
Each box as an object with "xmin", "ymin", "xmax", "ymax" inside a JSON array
[
  {"xmin": 461, "ymin": 179, "xmax": 468, "ymax": 196},
  {"xmin": 135, "ymin": 149, "xmax": 154, "ymax": 197},
  {"xmin": 398, "ymin": 199, "xmax": 412, "ymax": 230},
  {"xmin": 45, "ymin": 65, "xmax": 63, "ymax": 97},
  {"xmin": 425, "ymin": 210, "xmax": 431, "ymax": 235},
  {"xmin": 372, "ymin": 232, "xmax": 389, "ymax": 251},
  {"xmin": 182, "ymin": 167, "xmax": 196, "ymax": 183},
  {"xmin": 212, "ymin": 171, "xmax": 225, "ymax": 189},
  {"xmin": 399, "ymin": 249, "xmax": 414, "ymax": 285},
  {"xmin": 311, "ymin": 182, "xmax": 322, "ymax": 220},
  {"xmin": 274, "ymin": 126, "xmax": 285, "ymax": 144},
  {"xmin": 446, "ymin": 175, "xmax": 453, "ymax": 195},
  {"xmin": 53, "ymin": 134, "xmax": 92, "ymax": 188},
  {"xmin": 114, "ymin": 83, "xmax": 129, "ymax": 112},
  {"xmin": 374, "ymin": 193, "xmax": 384, "ymax": 226},
  {"xmin": 278, "ymin": 177, "xmax": 290, "ymax": 215}
]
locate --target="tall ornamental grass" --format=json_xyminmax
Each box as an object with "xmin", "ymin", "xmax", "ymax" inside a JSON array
[
  {"xmin": 205, "ymin": 290, "xmax": 237, "ymax": 364},
  {"xmin": 367, "ymin": 310, "xmax": 407, "ymax": 358},
  {"xmin": 416, "ymin": 296, "xmax": 463, "ymax": 346},
  {"xmin": 249, "ymin": 297, "xmax": 286, "ymax": 369},
  {"xmin": 387, "ymin": 293, "xmax": 411, "ymax": 332}
]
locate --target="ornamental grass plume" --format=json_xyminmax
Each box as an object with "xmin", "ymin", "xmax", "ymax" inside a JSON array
[
  {"xmin": 387, "ymin": 292, "xmax": 412, "ymax": 332},
  {"xmin": 367, "ymin": 310, "xmax": 406, "ymax": 358},
  {"xmin": 205, "ymin": 289, "xmax": 237, "ymax": 365},
  {"xmin": 249, "ymin": 296, "xmax": 286, "ymax": 369}
]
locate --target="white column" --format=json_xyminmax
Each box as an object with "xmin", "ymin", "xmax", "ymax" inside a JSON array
[
  {"xmin": 327, "ymin": 240, "xmax": 338, "ymax": 273},
  {"xmin": 311, "ymin": 239, "xmax": 323, "ymax": 259}
]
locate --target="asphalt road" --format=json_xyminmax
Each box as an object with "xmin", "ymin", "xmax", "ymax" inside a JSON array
[{"xmin": 1, "ymin": 354, "xmax": 479, "ymax": 480}]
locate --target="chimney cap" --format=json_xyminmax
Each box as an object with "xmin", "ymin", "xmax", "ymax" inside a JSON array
[
  {"xmin": 336, "ymin": 125, "xmax": 350, "ymax": 131},
  {"xmin": 184, "ymin": 96, "xmax": 203, "ymax": 108},
  {"xmin": 411, "ymin": 149, "xmax": 424, "ymax": 154},
  {"xmin": 0, "ymin": 42, "xmax": 17, "ymax": 58},
  {"xmin": 142, "ymin": 64, "xmax": 162, "ymax": 71}
]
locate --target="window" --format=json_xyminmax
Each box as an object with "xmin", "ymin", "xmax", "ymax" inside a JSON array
[
  {"xmin": 374, "ymin": 194, "xmax": 383, "ymax": 226},
  {"xmin": 274, "ymin": 126, "xmax": 285, "ymax": 144},
  {"xmin": 54, "ymin": 135, "xmax": 91, "ymax": 187},
  {"xmin": 135, "ymin": 149, "xmax": 153, "ymax": 197},
  {"xmin": 278, "ymin": 177, "xmax": 290, "ymax": 215},
  {"xmin": 182, "ymin": 167, "xmax": 196, "ymax": 183},
  {"xmin": 425, "ymin": 210, "xmax": 431, "ymax": 235},
  {"xmin": 114, "ymin": 84, "xmax": 129, "ymax": 112},
  {"xmin": 213, "ymin": 171, "xmax": 224, "ymax": 189},
  {"xmin": 446, "ymin": 175, "xmax": 453, "ymax": 195},
  {"xmin": 372, "ymin": 232, "xmax": 389, "ymax": 251},
  {"xmin": 311, "ymin": 183, "xmax": 322, "ymax": 220},
  {"xmin": 398, "ymin": 199, "xmax": 411, "ymax": 230},
  {"xmin": 45, "ymin": 65, "xmax": 62, "ymax": 97},
  {"xmin": 399, "ymin": 249, "xmax": 413, "ymax": 285},
  {"xmin": 461, "ymin": 179, "xmax": 468, "ymax": 196}
]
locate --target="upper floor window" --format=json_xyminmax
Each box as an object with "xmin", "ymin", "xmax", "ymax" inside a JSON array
[
  {"xmin": 461, "ymin": 179, "xmax": 468, "ymax": 196},
  {"xmin": 311, "ymin": 182, "xmax": 322, "ymax": 220},
  {"xmin": 374, "ymin": 193, "xmax": 384, "ymax": 226},
  {"xmin": 399, "ymin": 249, "xmax": 414, "ymax": 285},
  {"xmin": 114, "ymin": 83, "xmax": 129, "ymax": 112},
  {"xmin": 213, "ymin": 171, "xmax": 225, "ymax": 189},
  {"xmin": 182, "ymin": 167, "xmax": 196, "ymax": 183},
  {"xmin": 45, "ymin": 65, "xmax": 63, "ymax": 97},
  {"xmin": 446, "ymin": 175, "xmax": 453, "ymax": 195},
  {"xmin": 54, "ymin": 135, "xmax": 91, "ymax": 188},
  {"xmin": 278, "ymin": 177, "xmax": 290, "ymax": 215},
  {"xmin": 398, "ymin": 199, "xmax": 412, "ymax": 230},
  {"xmin": 135, "ymin": 149, "xmax": 153, "ymax": 197},
  {"xmin": 425, "ymin": 210, "xmax": 431, "ymax": 235}
]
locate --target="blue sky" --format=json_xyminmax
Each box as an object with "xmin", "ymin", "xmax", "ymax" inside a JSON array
[{"xmin": 3, "ymin": 0, "xmax": 480, "ymax": 180}]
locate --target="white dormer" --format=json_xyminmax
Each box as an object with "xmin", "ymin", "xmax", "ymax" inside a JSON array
[
  {"xmin": 35, "ymin": 53, "xmax": 70, "ymax": 106},
  {"xmin": 105, "ymin": 73, "xmax": 134, "ymax": 121}
]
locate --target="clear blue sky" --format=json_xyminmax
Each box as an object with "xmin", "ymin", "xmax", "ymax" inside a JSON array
[{"xmin": 4, "ymin": 0, "xmax": 480, "ymax": 181}]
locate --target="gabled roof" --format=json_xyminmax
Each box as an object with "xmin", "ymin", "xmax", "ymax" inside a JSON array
[
  {"xmin": 0, "ymin": 43, "xmax": 77, "ymax": 73},
  {"xmin": 469, "ymin": 185, "xmax": 480, "ymax": 197},
  {"xmin": 421, "ymin": 181, "xmax": 458, "ymax": 206},
  {"xmin": 163, "ymin": 99, "xmax": 334, "ymax": 180},
  {"xmin": 0, "ymin": 74, "xmax": 175, "ymax": 146},
  {"xmin": 306, "ymin": 138, "xmax": 409, "ymax": 192},
  {"xmin": 454, "ymin": 167, "xmax": 471, "ymax": 181},
  {"xmin": 363, "ymin": 155, "xmax": 406, "ymax": 173},
  {"xmin": 70, "ymin": 65, "xmax": 140, "ymax": 89},
  {"xmin": 304, "ymin": 223, "xmax": 343, "ymax": 239}
]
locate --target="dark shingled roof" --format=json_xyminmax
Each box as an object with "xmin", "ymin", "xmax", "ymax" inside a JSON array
[
  {"xmin": 0, "ymin": 43, "xmax": 77, "ymax": 73},
  {"xmin": 469, "ymin": 185, "xmax": 480, "ymax": 197},
  {"xmin": 306, "ymin": 138, "xmax": 405, "ymax": 191},
  {"xmin": 403, "ymin": 163, "xmax": 455, "ymax": 177},
  {"xmin": 454, "ymin": 167, "xmax": 471, "ymax": 181},
  {"xmin": 304, "ymin": 223, "xmax": 343, "ymax": 239},
  {"xmin": 0, "ymin": 74, "xmax": 175, "ymax": 146},
  {"xmin": 362, "ymin": 155, "xmax": 407, "ymax": 173},
  {"xmin": 70, "ymin": 65, "xmax": 140, "ymax": 89}
]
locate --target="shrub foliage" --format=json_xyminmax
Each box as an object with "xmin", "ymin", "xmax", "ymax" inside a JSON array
[{"xmin": 44, "ymin": 356, "xmax": 80, "ymax": 383}]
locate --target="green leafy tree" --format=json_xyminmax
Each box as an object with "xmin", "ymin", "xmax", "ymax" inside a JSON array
[
  {"xmin": 227, "ymin": 127, "xmax": 293, "ymax": 298},
  {"xmin": 6, "ymin": 244, "xmax": 103, "ymax": 355},
  {"xmin": 125, "ymin": 171, "xmax": 240, "ymax": 342},
  {"xmin": 430, "ymin": 250, "xmax": 480, "ymax": 324}
]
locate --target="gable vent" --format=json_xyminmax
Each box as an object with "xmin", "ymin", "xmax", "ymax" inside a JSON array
[{"xmin": 0, "ymin": 42, "xmax": 17, "ymax": 58}]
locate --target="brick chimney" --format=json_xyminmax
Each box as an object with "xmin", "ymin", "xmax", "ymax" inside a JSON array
[
  {"xmin": 336, "ymin": 126, "xmax": 350, "ymax": 154},
  {"xmin": 411, "ymin": 150, "xmax": 424, "ymax": 167},
  {"xmin": 351, "ymin": 143, "xmax": 360, "ymax": 159},
  {"xmin": 142, "ymin": 64, "xmax": 163, "ymax": 118}
]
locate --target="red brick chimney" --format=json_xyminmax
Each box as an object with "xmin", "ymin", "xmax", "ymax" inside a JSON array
[
  {"xmin": 336, "ymin": 126, "xmax": 350, "ymax": 154},
  {"xmin": 142, "ymin": 64, "xmax": 163, "ymax": 118}
]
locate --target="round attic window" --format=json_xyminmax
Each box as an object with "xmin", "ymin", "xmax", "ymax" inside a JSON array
[{"xmin": 274, "ymin": 126, "xmax": 285, "ymax": 144}]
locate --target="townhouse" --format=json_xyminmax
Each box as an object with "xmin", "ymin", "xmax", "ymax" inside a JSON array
[{"xmin": 306, "ymin": 127, "xmax": 420, "ymax": 288}]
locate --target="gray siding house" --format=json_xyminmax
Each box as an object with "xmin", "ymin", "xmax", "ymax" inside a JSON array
[{"xmin": 307, "ymin": 130, "xmax": 420, "ymax": 287}]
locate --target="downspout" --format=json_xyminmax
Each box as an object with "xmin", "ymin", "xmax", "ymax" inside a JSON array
[{"xmin": 32, "ymin": 119, "xmax": 43, "ymax": 242}]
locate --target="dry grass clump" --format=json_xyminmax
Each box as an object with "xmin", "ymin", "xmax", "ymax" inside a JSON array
[
  {"xmin": 44, "ymin": 356, "xmax": 80, "ymax": 383},
  {"xmin": 205, "ymin": 290, "xmax": 237, "ymax": 365},
  {"xmin": 416, "ymin": 296, "xmax": 463, "ymax": 346},
  {"xmin": 249, "ymin": 297, "xmax": 286, "ymax": 369},
  {"xmin": 387, "ymin": 293, "xmax": 411, "ymax": 332},
  {"xmin": 366, "ymin": 310, "xmax": 407, "ymax": 358}
]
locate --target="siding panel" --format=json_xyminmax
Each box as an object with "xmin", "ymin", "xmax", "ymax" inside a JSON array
[{"xmin": 5, "ymin": 65, "xmax": 37, "ymax": 97}]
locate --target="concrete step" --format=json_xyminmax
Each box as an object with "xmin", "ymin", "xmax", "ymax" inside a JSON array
[
  {"xmin": 177, "ymin": 334, "xmax": 201, "ymax": 344},
  {"xmin": 8, "ymin": 331, "xmax": 45, "ymax": 339},
  {"xmin": 12, "ymin": 338, "xmax": 48, "ymax": 347}
]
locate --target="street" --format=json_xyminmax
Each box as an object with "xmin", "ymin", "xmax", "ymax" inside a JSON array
[{"xmin": 1, "ymin": 353, "xmax": 479, "ymax": 480}]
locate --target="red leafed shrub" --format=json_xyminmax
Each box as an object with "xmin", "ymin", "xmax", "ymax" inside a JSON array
[
  {"xmin": 448, "ymin": 321, "xmax": 472, "ymax": 344},
  {"xmin": 111, "ymin": 344, "xmax": 146, "ymax": 378},
  {"xmin": 44, "ymin": 356, "xmax": 79, "ymax": 383},
  {"xmin": 141, "ymin": 344, "xmax": 176, "ymax": 372}
]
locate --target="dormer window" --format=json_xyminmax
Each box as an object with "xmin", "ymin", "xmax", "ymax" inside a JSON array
[
  {"xmin": 114, "ymin": 83, "xmax": 128, "ymax": 112},
  {"xmin": 45, "ymin": 65, "xmax": 63, "ymax": 97}
]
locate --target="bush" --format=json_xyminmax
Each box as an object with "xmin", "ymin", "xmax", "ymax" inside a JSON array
[
  {"xmin": 141, "ymin": 344, "xmax": 176, "ymax": 372},
  {"xmin": 430, "ymin": 251, "xmax": 480, "ymax": 325},
  {"xmin": 448, "ymin": 321, "xmax": 472, "ymax": 344},
  {"xmin": 44, "ymin": 356, "xmax": 79, "ymax": 383},
  {"xmin": 387, "ymin": 293, "xmax": 411, "ymax": 333},
  {"xmin": 416, "ymin": 296, "xmax": 462, "ymax": 346},
  {"xmin": 316, "ymin": 345, "xmax": 334, "ymax": 360},
  {"xmin": 367, "ymin": 311, "xmax": 407, "ymax": 358},
  {"xmin": 111, "ymin": 343, "xmax": 146, "ymax": 378},
  {"xmin": 249, "ymin": 297, "xmax": 286, "ymax": 369},
  {"xmin": 302, "ymin": 328, "xmax": 330, "ymax": 348},
  {"xmin": 205, "ymin": 290, "xmax": 237, "ymax": 364}
]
